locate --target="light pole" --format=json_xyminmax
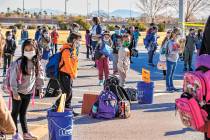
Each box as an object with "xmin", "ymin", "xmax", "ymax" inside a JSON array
[
  {"xmin": 23, "ymin": 0, "xmax": 25, "ymax": 15},
  {"xmin": 108, "ymin": 0, "xmax": 110, "ymax": 20},
  {"xmin": 179, "ymin": 0, "xmax": 185, "ymax": 37},
  {"xmin": 65, "ymin": 0, "xmax": 69, "ymax": 16},
  {"xmin": 98, "ymin": 0, "xmax": 100, "ymax": 17}
]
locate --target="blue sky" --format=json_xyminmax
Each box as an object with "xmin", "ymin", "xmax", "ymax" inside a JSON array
[{"xmin": 0, "ymin": 0, "xmax": 139, "ymax": 14}]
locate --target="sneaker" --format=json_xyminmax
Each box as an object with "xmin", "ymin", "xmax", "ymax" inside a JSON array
[
  {"xmin": 98, "ymin": 80, "xmax": 104, "ymax": 86},
  {"xmin": 189, "ymin": 68, "xmax": 193, "ymax": 71},
  {"xmin": 23, "ymin": 132, "xmax": 37, "ymax": 140},
  {"xmin": 166, "ymin": 88, "xmax": 174, "ymax": 93},
  {"xmin": 12, "ymin": 133, "xmax": 23, "ymax": 140},
  {"xmin": 183, "ymin": 68, "xmax": 188, "ymax": 72},
  {"xmin": 73, "ymin": 111, "xmax": 80, "ymax": 117},
  {"xmin": 171, "ymin": 87, "xmax": 180, "ymax": 92}
]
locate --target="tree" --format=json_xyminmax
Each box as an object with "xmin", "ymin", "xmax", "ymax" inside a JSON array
[
  {"xmin": 170, "ymin": 0, "xmax": 210, "ymax": 22},
  {"xmin": 137, "ymin": 0, "xmax": 169, "ymax": 23}
]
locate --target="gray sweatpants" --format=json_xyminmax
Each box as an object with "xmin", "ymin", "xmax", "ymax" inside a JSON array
[{"xmin": 184, "ymin": 50, "xmax": 194, "ymax": 69}]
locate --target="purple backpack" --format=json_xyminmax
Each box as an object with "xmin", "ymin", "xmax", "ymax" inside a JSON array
[{"xmin": 91, "ymin": 90, "xmax": 118, "ymax": 119}]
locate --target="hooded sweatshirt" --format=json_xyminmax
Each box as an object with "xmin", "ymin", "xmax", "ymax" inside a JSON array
[
  {"xmin": 200, "ymin": 16, "xmax": 210, "ymax": 55},
  {"xmin": 59, "ymin": 43, "xmax": 78, "ymax": 79}
]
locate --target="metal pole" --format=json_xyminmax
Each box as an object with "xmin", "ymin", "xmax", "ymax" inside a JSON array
[
  {"xmin": 179, "ymin": 0, "xmax": 185, "ymax": 37},
  {"xmin": 108, "ymin": 0, "xmax": 110, "ymax": 20},
  {"xmin": 40, "ymin": 0, "xmax": 42, "ymax": 24},
  {"xmin": 98, "ymin": 0, "xmax": 100, "ymax": 17},
  {"xmin": 23, "ymin": 0, "xmax": 25, "ymax": 13},
  {"xmin": 65, "ymin": 0, "xmax": 67, "ymax": 16},
  {"xmin": 87, "ymin": 0, "xmax": 88, "ymax": 18}
]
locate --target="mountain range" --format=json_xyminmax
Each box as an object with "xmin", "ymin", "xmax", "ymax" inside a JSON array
[{"xmin": 26, "ymin": 8, "xmax": 141, "ymax": 18}]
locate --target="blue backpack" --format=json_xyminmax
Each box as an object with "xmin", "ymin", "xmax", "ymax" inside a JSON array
[
  {"xmin": 91, "ymin": 90, "xmax": 118, "ymax": 119},
  {"xmin": 46, "ymin": 48, "xmax": 72, "ymax": 79}
]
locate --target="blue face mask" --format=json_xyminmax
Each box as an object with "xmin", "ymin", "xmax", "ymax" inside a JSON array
[{"xmin": 115, "ymin": 30, "xmax": 120, "ymax": 35}]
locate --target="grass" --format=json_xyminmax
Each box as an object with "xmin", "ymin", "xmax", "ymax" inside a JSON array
[{"xmin": 1, "ymin": 29, "xmax": 166, "ymax": 48}]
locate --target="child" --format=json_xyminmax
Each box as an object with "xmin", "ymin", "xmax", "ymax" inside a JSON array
[
  {"xmin": 3, "ymin": 31, "xmax": 17, "ymax": 76},
  {"xmin": 118, "ymin": 34, "xmax": 130, "ymax": 87},
  {"xmin": 133, "ymin": 27, "xmax": 140, "ymax": 49},
  {"xmin": 85, "ymin": 30, "xmax": 92, "ymax": 59},
  {"xmin": 21, "ymin": 26, "xmax": 29, "ymax": 42},
  {"xmin": 34, "ymin": 26, "xmax": 42, "ymax": 42},
  {"xmin": 55, "ymin": 32, "xmax": 81, "ymax": 116},
  {"xmin": 38, "ymin": 29, "xmax": 51, "ymax": 70},
  {"xmin": 51, "ymin": 26, "xmax": 59, "ymax": 54},
  {"xmin": 10, "ymin": 39, "xmax": 44, "ymax": 140},
  {"xmin": 111, "ymin": 25, "xmax": 121, "ymax": 75},
  {"xmin": 0, "ymin": 27, "xmax": 5, "ymax": 67},
  {"xmin": 96, "ymin": 31, "xmax": 112, "ymax": 86}
]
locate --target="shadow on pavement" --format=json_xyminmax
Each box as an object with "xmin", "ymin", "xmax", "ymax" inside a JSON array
[
  {"xmin": 73, "ymin": 84, "xmax": 99, "ymax": 88},
  {"xmin": 131, "ymin": 103, "xmax": 175, "ymax": 112},
  {"xmin": 28, "ymin": 117, "xmax": 46, "ymax": 122},
  {"xmin": 74, "ymin": 115, "xmax": 109, "ymax": 125},
  {"xmin": 130, "ymin": 52, "xmax": 193, "ymax": 81},
  {"xmin": 29, "ymin": 108, "xmax": 49, "ymax": 112},
  {"xmin": 164, "ymin": 128, "xmax": 194, "ymax": 136},
  {"xmin": 77, "ymin": 75, "xmax": 98, "ymax": 78}
]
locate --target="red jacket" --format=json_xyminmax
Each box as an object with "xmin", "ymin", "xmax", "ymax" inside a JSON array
[{"xmin": 51, "ymin": 31, "xmax": 59, "ymax": 44}]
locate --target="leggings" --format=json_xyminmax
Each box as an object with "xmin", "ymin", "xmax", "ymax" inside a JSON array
[{"xmin": 11, "ymin": 93, "xmax": 31, "ymax": 133}]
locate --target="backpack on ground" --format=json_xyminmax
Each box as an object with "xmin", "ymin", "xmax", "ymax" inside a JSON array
[
  {"xmin": 108, "ymin": 84, "xmax": 130, "ymax": 102},
  {"xmin": 104, "ymin": 75, "xmax": 120, "ymax": 88},
  {"xmin": 124, "ymin": 88, "xmax": 138, "ymax": 101},
  {"xmin": 45, "ymin": 48, "xmax": 72, "ymax": 79},
  {"xmin": 45, "ymin": 79, "xmax": 60, "ymax": 97},
  {"xmin": 90, "ymin": 90, "xmax": 118, "ymax": 119},
  {"xmin": 176, "ymin": 54, "xmax": 210, "ymax": 131},
  {"xmin": 118, "ymin": 100, "xmax": 131, "ymax": 119}
]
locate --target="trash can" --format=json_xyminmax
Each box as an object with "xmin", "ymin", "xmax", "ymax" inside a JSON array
[
  {"xmin": 47, "ymin": 109, "xmax": 73, "ymax": 140},
  {"xmin": 137, "ymin": 81, "xmax": 154, "ymax": 104}
]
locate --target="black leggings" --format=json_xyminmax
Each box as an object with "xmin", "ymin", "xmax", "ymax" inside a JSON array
[
  {"xmin": 11, "ymin": 93, "xmax": 31, "ymax": 133},
  {"xmin": 55, "ymin": 72, "xmax": 73, "ymax": 108}
]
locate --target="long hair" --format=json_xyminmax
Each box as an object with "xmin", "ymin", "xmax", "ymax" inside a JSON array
[
  {"xmin": 17, "ymin": 39, "xmax": 40, "ymax": 76},
  {"xmin": 161, "ymin": 30, "xmax": 172, "ymax": 47}
]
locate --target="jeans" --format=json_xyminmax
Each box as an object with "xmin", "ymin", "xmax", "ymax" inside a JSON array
[
  {"xmin": 166, "ymin": 60, "xmax": 177, "ymax": 90},
  {"xmin": 3, "ymin": 54, "xmax": 12, "ymax": 74},
  {"xmin": 55, "ymin": 72, "xmax": 73, "ymax": 108},
  {"xmin": 51, "ymin": 43, "xmax": 58, "ymax": 54},
  {"xmin": 97, "ymin": 57, "xmax": 109, "ymax": 80},
  {"xmin": 184, "ymin": 50, "xmax": 194, "ymax": 69},
  {"xmin": 148, "ymin": 50, "xmax": 155, "ymax": 64},
  {"xmin": 86, "ymin": 45, "xmax": 92, "ymax": 58},
  {"xmin": 11, "ymin": 93, "xmax": 31, "ymax": 133},
  {"xmin": 91, "ymin": 41, "xmax": 98, "ymax": 51},
  {"xmin": 112, "ymin": 53, "xmax": 118, "ymax": 73}
]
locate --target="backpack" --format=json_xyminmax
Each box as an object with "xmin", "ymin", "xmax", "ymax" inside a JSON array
[
  {"xmin": 104, "ymin": 75, "xmax": 120, "ymax": 88},
  {"xmin": 124, "ymin": 88, "xmax": 138, "ymax": 101},
  {"xmin": 91, "ymin": 90, "xmax": 118, "ymax": 119},
  {"xmin": 45, "ymin": 48, "xmax": 72, "ymax": 79},
  {"xmin": 176, "ymin": 55, "xmax": 210, "ymax": 131},
  {"xmin": 45, "ymin": 79, "xmax": 61, "ymax": 97},
  {"xmin": 175, "ymin": 93, "xmax": 208, "ymax": 131},
  {"xmin": 2, "ymin": 61, "xmax": 22, "ymax": 110},
  {"xmin": 118, "ymin": 100, "xmax": 131, "ymax": 119}
]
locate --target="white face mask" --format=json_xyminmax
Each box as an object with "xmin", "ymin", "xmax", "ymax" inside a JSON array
[
  {"xmin": 7, "ymin": 35, "xmax": 12, "ymax": 40},
  {"xmin": 24, "ymin": 51, "xmax": 36, "ymax": 60}
]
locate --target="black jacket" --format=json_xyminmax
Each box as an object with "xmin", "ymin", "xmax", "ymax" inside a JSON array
[{"xmin": 3, "ymin": 39, "xmax": 16, "ymax": 55}]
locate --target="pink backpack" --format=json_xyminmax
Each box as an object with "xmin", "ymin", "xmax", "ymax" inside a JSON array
[
  {"xmin": 176, "ymin": 97, "xmax": 208, "ymax": 130},
  {"xmin": 176, "ymin": 55, "xmax": 210, "ymax": 131}
]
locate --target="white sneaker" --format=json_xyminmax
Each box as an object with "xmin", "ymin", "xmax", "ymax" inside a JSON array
[{"xmin": 12, "ymin": 133, "xmax": 23, "ymax": 140}]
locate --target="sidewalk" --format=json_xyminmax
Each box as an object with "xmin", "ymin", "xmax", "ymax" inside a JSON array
[{"xmin": 1, "ymin": 46, "xmax": 203, "ymax": 140}]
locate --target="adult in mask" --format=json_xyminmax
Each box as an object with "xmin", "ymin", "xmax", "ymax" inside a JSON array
[{"xmin": 184, "ymin": 28, "xmax": 197, "ymax": 71}]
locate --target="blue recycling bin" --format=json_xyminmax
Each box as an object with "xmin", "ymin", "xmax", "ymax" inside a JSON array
[
  {"xmin": 137, "ymin": 81, "xmax": 154, "ymax": 104},
  {"xmin": 47, "ymin": 109, "xmax": 73, "ymax": 140}
]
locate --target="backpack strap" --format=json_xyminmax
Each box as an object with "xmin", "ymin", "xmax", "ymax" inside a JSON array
[{"xmin": 196, "ymin": 66, "xmax": 210, "ymax": 73}]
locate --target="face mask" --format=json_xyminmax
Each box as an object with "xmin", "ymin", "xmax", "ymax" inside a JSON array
[
  {"xmin": 24, "ymin": 51, "xmax": 36, "ymax": 60},
  {"xmin": 123, "ymin": 41, "xmax": 130, "ymax": 47},
  {"xmin": 74, "ymin": 28, "xmax": 79, "ymax": 32},
  {"xmin": 7, "ymin": 36, "xmax": 12, "ymax": 40},
  {"xmin": 115, "ymin": 30, "xmax": 120, "ymax": 35}
]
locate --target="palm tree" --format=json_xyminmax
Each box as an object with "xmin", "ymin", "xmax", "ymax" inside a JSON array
[{"xmin": 7, "ymin": 7, "xmax": 10, "ymax": 13}]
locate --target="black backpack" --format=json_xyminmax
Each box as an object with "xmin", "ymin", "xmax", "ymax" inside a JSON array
[
  {"xmin": 104, "ymin": 75, "xmax": 120, "ymax": 88},
  {"xmin": 108, "ymin": 84, "xmax": 130, "ymax": 102},
  {"xmin": 45, "ymin": 79, "xmax": 60, "ymax": 97},
  {"xmin": 124, "ymin": 88, "xmax": 138, "ymax": 101}
]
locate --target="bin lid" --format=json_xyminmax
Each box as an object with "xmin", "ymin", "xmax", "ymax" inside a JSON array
[
  {"xmin": 47, "ymin": 109, "xmax": 73, "ymax": 117},
  {"xmin": 137, "ymin": 81, "xmax": 154, "ymax": 88}
]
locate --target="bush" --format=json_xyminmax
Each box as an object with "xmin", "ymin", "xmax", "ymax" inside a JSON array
[
  {"xmin": 58, "ymin": 22, "xmax": 68, "ymax": 30},
  {"xmin": 14, "ymin": 21, "xmax": 24, "ymax": 29},
  {"xmin": 157, "ymin": 23, "xmax": 166, "ymax": 32},
  {"xmin": 106, "ymin": 24, "xmax": 115, "ymax": 31},
  {"xmin": 128, "ymin": 21, "xmax": 147, "ymax": 32},
  {"xmin": 74, "ymin": 17, "xmax": 91, "ymax": 30},
  {"xmin": 28, "ymin": 24, "xmax": 37, "ymax": 29}
]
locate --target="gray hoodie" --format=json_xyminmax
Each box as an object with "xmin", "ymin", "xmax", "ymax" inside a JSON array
[{"xmin": 10, "ymin": 59, "xmax": 44, "ymax": 96}]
